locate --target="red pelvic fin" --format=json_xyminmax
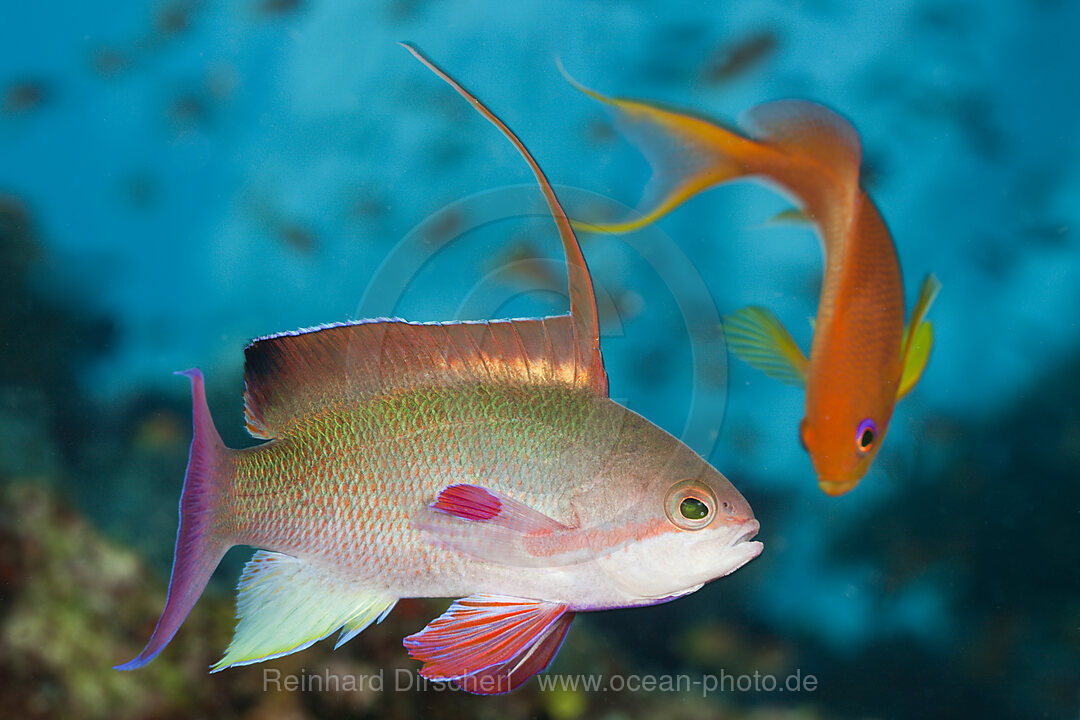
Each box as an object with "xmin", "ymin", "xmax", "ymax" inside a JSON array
[{"xmin": 403, "ymin": 595, "xmax": 573, "ymax": 694}]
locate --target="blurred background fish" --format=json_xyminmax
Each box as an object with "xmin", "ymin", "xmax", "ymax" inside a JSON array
[{"xmin": 558, "ymin": 76, "xmax": 940, "ymax": 495}]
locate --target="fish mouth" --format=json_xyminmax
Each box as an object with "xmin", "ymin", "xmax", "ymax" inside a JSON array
[
  {"xmin": 711, "ymin": 518, "xmax": 763, "ymax": 578},
  {"xmin": 818, "ymin": 479, "xmax": 857, "ymax": 496},
  {"xmin": 732, "ymin": 518, "xmax": 760, "ymax": 545}
]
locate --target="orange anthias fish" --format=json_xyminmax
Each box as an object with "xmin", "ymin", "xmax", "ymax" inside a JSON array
[
  {"xmin": 114, "ymin": 45, "xmax": 763, "ymax": 694},
  {"xmin": 562, "ymin": 70, "xmax": 940, "ymax": 496}
]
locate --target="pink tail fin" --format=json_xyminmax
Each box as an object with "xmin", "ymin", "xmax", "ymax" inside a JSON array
[{"xmin": 115, "ymin": 369, "xmax": 231, "ymax": 670}]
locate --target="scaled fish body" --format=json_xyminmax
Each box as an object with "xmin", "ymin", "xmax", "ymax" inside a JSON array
[
  {"xmin": 562, "ymin": 72, "xmax": 940, "ymax": 495},
  {"xmin": 115, "ymin": 46, "xmax": 762, "ymax": 694}
]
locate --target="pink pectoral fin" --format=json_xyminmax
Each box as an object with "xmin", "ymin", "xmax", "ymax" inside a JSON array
[
  {"xmin": 403, "ymin": 595, "xmax": 573, "ymax": 694},
  {"xmin": 414, "ymin": 485, "xmax": 588, "ymax": 567},
  {"xmin": 429, "ymin": 484, "xmax": 568, "ymax": 533}
]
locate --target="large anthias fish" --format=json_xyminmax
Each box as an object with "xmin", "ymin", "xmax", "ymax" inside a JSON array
[
  {"xmin": 115, "ymin": 45, "xmax": 763, "ymax": 695},
  {"xmin": 562, "ymin": 70, "xmax": 941, "ymax": 496}
]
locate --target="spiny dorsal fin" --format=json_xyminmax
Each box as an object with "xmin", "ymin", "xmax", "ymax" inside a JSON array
[
  {"xmin": 243, "ymin": 316, "xmax": 602, "ymax": 439},
  {"xmin": 244, "ymin": 47, "xmax": 612, "ymax": 439}
]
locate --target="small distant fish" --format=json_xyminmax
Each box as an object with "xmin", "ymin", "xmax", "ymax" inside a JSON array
[
  {"xmin": 115, "ymin": 44, "xmax": 762, "ymax": 693},
  {"xmin": 277, "ymin": 221, "xmax": 317, "ymax": 254},
  {"xmin": 487, "ymin": 238, "xmax": 565, "ymax": 292},
  {"xmin": 90, "ymin": 47, "xmax": 132, "ymax": 78},
  {"xmin": 122, "ymin": 173, "xmax": 158, "ymax": 210},
  {"xmin": 257, "ymin": 0, "xmax": 303, "ymax": 15},
  {"xmin": 167, "ymin": 92, "xmax": 208, "ymax": 132},
  {"xmin": 562, "ymin": 69, "xmax": 940, "ymax": 496},
  {"xmin": 154, "ymin": 0, "xmax": 199, "ymax": 37},
  {"xmin": 2, "ymin": 80, "xmax": 49, "ymax": 115},
  {"xmin": 348, "ymin": 187, "xmax": 389, "ymax": 220},
  {"xmin": 700, "ymin": 30, "xmax": 779, "ymax": 85},
  {"xmin": 420, "ymin": 206, "xmax": 466, "ymax": 245},
  {"xmin": 245, "ymin": 193, "xmax": 318, "ymax": 255}
]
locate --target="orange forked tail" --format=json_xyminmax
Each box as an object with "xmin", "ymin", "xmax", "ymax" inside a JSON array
[
  {"xmin": 116, "ymin": 369, "xmax": 231, "ymax": 670},
  {"xmin": 559, "ymin": 64, "xmax": 864, "ymax": 237}
]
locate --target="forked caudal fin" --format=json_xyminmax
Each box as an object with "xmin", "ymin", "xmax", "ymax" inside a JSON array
[
  {"xmin": 559, "ymin": 62, "xmax": 863, "ymax": 237},
  {"xmin": 115, "ymin": 369, "xmax": 231, "ymax": 670}
]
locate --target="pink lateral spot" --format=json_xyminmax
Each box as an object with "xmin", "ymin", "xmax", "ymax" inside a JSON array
[{"xmin": 432, "ymin": 484, "xmax": 501, "ymax": 522}]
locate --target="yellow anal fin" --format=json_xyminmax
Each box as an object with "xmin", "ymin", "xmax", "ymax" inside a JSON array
[
  {"xmin": 212, "ymin": 551, "xmax": 396, "ymax": 671},
  {"xmin": 724, "ymin": 306, "xmax": 808, "ymax": 387},
  {"xmin": 897, "ymin": 274, "xmax": 941, "ymax": 399}
]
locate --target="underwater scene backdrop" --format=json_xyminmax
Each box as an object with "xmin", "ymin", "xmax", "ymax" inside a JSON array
[{"xmin": 1, "ymin": 0, "xmax": 1077, "ymax": 718}]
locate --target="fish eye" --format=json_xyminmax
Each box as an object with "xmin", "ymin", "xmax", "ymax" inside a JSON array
[
  {"xmin": 664, "ymin": 479, "xmax": 717, "ymax": 531},
  {"xmin": 855, "ymin": 418, "xmax": 877, "ymax": 456},
  {"xmin": 680, "ymin": 497, "xmax": 709, "ymax": 520}
]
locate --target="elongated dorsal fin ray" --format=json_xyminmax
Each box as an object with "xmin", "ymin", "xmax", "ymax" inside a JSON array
[
  {"xmin": 724, "ymin": 306, "xmax": 808, "ymax": 387},
  {"xmin": 212, "ymin": 551, "xmax": 396, "ymax": 671},
  {"xmin": 244, "ymin": 48, "xmax": 615, "ymax": 439},
  {"xmin": 559, "ymin": 62, "xmax": 755, "ymax": 234},
  {"xmin": 243, "ymin": 316, "xmax": 600, "ymax": 439},
  {"xmin": 402, "ymin": 43, "xmax": 605, "ymax": 393}
]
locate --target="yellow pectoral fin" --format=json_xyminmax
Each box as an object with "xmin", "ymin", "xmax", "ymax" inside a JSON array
[
  {"xmin": 902, "ymin": 273, "xmax": 942, "ymax": 351},
  {"xmin": 898, "ymin": 320, "xmax": 933, "ymax": 399},
  {"xmin": 724, "ymin": 306, "xmax": 808, "ymax": 387},
  {"xmin": 897, "ymin": 274, "xmax": 941, "ymax": 399}
]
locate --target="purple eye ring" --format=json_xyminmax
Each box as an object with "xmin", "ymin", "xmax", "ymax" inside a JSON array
[{"xmin": 855, "ymin": 418, "xmax": 877, "ymax": 455}]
